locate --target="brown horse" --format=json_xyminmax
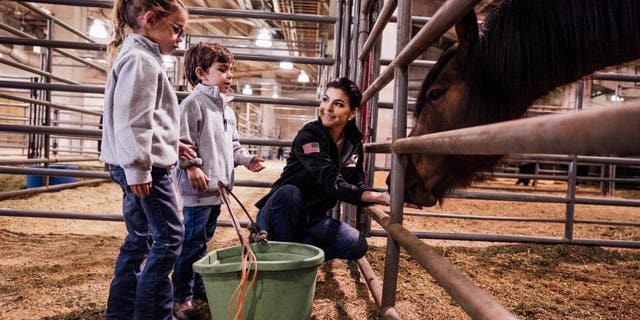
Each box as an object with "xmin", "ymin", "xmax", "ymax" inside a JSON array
[{"xmin": 403, "ymin": 0, "xmax": 640, "ymax": 206}]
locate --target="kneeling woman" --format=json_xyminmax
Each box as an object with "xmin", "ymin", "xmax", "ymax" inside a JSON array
[{"xmin": 255, "ymin": 78, "xmax": 390, "ymax": 260}]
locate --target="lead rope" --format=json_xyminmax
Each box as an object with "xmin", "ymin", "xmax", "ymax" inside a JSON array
[{"xmin": 217, "ymin": 181, "xmax": 268, "ymax": 320}]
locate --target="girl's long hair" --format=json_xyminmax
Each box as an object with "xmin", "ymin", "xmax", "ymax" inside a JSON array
[{"xmin": 107, "ymin": 0, "xmax": 185, "ymax": 65}]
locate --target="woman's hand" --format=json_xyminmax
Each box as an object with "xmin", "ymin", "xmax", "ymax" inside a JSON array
[
  {"xmin": 130, "ymin": 182, "xmax": 152, "ymax": 198},
  {"xmin": 187, "ymin": 166, "xmax": 210, "ymax": 191},
  {"xmin": 247, "ymin": 156, "xmax": 265, "ymax": 172},
  {"xmin": 179, "ymin": 142, "xmax": 198, "ymax": 160},
  {"xmin": 361, "ymin": 190, "xmax": 391, "ymax": 206}
]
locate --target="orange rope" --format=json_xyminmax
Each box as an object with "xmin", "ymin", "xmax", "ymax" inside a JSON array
[{"xmin": 218, "ymin": 182, "xmax": 259, "ymax": 320}]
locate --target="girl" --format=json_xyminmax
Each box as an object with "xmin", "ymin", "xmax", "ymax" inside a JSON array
[
  {"xmin": 255, "ymin": 78, "xmax": 390, "ymax": 260},
  {"xmin": 99, "ymin": 0, "xmax": 187, "ymax": 319}
]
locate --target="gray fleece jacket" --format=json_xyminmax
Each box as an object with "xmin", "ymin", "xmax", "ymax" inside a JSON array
[
  {"xmin": 99, "ymin": 34, "xmax": 179, "ymax": 184},
  {"xmin": 175, "ymin": 84, "xmax": 254, "ymax": 206}
]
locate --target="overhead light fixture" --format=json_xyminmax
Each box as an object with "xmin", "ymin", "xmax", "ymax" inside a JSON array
[
  {"xmin": 32, "ymin": 46, "xmax": 41, "ymax": 54},
  {"xmin": 610, "ymin": 95, "xmax": 624, "ymax": 102},
  {"xmin": 279, "ymin": 61, "xmax": 293, "ymax": 69},
  {"xmin": 255, "ymin": 29, "xmax": 272, "ymax": 48},
  {"xmin": 89, "ymin": 19, "xmax": 108, "ymax": 39},
  {"xmin": 297, "ymin": 70, "xmax": 310, "ymax": 83},
  {"xmin": 242, "ymin": 84, "xmax": 253, "ymax": 95},
  {"xmin": 272, "ymin": 86, "xmax": 279, "ymax": 98}
]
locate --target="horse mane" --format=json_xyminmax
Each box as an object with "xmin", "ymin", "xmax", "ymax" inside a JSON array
[{"xmin": 466, "ymin": 0, "xmax": 640, "ymax": 125}]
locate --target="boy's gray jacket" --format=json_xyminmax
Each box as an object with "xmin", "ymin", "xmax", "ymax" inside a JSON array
[
  {"xmin": 176, "ymin": 84, "xmax": 253, "ymax": 206},
  {"xmin": 99, "ymin": 34, "xmax": 179, "ymax": 184}
]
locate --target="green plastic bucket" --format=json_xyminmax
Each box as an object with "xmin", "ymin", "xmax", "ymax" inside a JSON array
[{"xmin": 193, "ymin": 241, "xmax": 324, "ymax": 320}]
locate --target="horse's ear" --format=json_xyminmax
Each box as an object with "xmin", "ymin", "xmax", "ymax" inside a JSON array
[{"xmin": 455, "ymin": 11, "xmax": 479, "ymax": 55}]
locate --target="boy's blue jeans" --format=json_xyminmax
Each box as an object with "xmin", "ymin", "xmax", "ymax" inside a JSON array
[
  {"xmin": 256, "ymin": 184, "xmax": 368, "ymax": 260},
  {"xmin": 106, "ymin": 165, "xmax": 184, "ymax": 320},
  {"xmin": 172, "ymin": 205, "xmax": 221, "ymax": 303}
]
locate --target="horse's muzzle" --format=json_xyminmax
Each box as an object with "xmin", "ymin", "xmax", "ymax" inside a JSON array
[{"xmin": 385, "ymin": 172, "xmax": 438, "ymax": 208}]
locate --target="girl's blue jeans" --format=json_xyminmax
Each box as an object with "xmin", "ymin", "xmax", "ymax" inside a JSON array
[
  {"xmin": 172, "ymin": 204, "xmax": 220, "ymax": 303},
  {"xmin": 256, "ymin": 184, "xmax": 368, "ymax": 260},
  {"xmin": 105, "ymin": 165, "xmax": 184, "ymax": 320}
]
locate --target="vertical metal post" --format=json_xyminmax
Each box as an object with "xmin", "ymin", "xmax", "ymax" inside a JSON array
[
  {"xmin": 43, "ymin": 17, "xmax": 54, "ymax": 185},
  {"xmin": 333, "ymin": 0, "xmax": 344, "ymax": 79},
  {"xmin": 381, "ymin": 0, "xmax": 411, "ymax": 311},
  {"xmin": 363, "ymin": 1, "xmax": 383, "ymax": 237},
  {"xmin": 350, "ymin": 0, "xmax": 362, "ymax": 82},
  {"xmin": 340, "ymin": 0, "xmax": 354, "ymax": 77},
  {"xmin": 353, "ymin": 0, "xmax": 365, "ymax": 128},
  {"xmin": 564, "ymin": 79, "xmax": 583, "ymax": 240},
  {"xmin": 610, "ymin": 164, "xmax": 617, "ymax": 195},
  {"xmin": 565, "ymin": 156, "xmax": 578, "ymax": 240},
  {"xmin": 600, "ymin": 163, "xmax": 609, "ymax": 195},
  {"xmin": 347, "ymin": 0, "xmax": 364, "ymax": 227}
]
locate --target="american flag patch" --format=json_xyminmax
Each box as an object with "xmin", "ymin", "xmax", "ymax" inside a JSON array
[
  {"xmin": 302, "ymin": 142, "xmax": 320, "ymax": 154},
  {"xmin": 345, "ymin": 154, "xmax": 358, "ymax": 167}
]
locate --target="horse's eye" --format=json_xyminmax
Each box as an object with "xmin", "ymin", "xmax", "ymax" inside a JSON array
[{"xmin": 426, "ymin": 88, "xmax": 446, "ymax": 102}]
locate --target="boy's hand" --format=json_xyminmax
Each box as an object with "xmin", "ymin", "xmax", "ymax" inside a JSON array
[
  {"xmin": 248, "ymin": 156, "xmax": 265, "ymax": 172},
  {"xmin": 187, "ymin": 166, "xmax": 210, "ymax": 191},
  {"xmin": 130, "ymin": 182, "xmax": 152, "ymax": 198},
  {"xmin": 179, "ymin": 143, "xmax": 198, "ymax": 160}
]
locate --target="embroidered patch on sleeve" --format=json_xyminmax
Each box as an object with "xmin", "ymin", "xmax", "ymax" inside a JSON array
[
  {"xmin": 345, "ymin": 154, "xmax": 358, "ymax": 167},
  {"xmin": 302, "ymin": 142, "xmax": 320, "ymax": 154}
]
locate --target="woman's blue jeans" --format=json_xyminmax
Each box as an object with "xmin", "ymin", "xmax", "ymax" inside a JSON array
[
  {"xmin": 172, "ymin": 205, "xmax": 220, "ymax": 303},
  {"xmin": 256, "ymin": 184, "xmax": 368, "ymax": 260},
  {"xmin": 105, "ymin": 165, "xmax": 184, "ymax": 320}
]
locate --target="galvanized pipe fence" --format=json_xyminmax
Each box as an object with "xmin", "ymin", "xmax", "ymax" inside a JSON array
[
  {"xmin": 1, "ymin": 1, "xmax": 639, "ymax": 319},
  {"xmin": 354, "ymin": 0, "xmax": 638, "ymax": 319}
]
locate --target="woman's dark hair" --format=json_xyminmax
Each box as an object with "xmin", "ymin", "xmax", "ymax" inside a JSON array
[
  {"xmin": 183, "ymin": 41, "xmax": 234, "ymax": 87},
  {"xmin": 326, "ymin": 77, "xmax": 362, "ymax": 110}
]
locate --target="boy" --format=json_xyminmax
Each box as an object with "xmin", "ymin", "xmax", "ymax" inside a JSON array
[{"xmin": 172, "ymin": 42, "xmax": 264, "ymax": 319}]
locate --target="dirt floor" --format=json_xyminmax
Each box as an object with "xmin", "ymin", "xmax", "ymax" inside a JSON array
[{"xmin": 0, "ymin": 159, "xmax": 639, "ymax": 319}]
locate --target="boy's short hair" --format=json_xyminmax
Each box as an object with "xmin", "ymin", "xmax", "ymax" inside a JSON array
[{"xmin": 184, "ymin": 42, "xmax": 234, "ymax": 87}]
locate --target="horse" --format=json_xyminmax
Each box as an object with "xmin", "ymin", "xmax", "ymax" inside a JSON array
[{"xmin": 402, "ymin": 0, "xmax": 640, "ymax": 206}]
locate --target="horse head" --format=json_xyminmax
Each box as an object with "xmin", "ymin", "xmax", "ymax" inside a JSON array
[
  {"xmin": 402, "ymin": 11, "xmax": 499, "ymax": 206},
  {"xmin": 395, "ymin": 0, "xmax": 640, "ymax": 207}
]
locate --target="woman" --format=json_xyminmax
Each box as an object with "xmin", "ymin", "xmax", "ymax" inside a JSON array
[{"xmin": 255, "ymin": 77, "xmax": 390, "ymax": 260}]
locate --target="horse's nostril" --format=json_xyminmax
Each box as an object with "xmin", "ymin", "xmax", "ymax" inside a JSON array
[{"xmin": 408, "ymin": 187, "xmax": 437, "ymax": 207}]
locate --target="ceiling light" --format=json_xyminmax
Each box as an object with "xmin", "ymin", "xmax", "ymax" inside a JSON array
[
  {"xmin": 255, "ymin": 29, "xmax": 272, "ymax": 48},
  {"xmin": 279, "ymin": 61, "xmax": 293, "ymax": 69},
  {"xmin": 610, "ymin": 95, "xmax": 624, "ymax": 102},
  {"xmin": 89, "ymin": 19, "xmax": 108, "ymax": 39},
  {"xmin": 242, "ymin": 84, "xmax": 253, "ymax": 95},
  {"xmin": 32, "ymin": 46, "xmax": 41, "ymax": 54},
  {"xmin": 297, "ymin": 70, "xmax": 310, "ymax": 83}
]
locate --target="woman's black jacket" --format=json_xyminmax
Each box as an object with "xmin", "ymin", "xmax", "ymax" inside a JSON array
[{"xmin": 255, "ymin": 118, "xmax": 369, "ymax": 226}]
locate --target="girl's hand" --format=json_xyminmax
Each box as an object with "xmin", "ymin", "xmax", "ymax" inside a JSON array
[
  {"xmin": 130, "ymin": 182, "xmax": 152, "ymax": 198},
  {"xmin": 248, "ymin": 156, "xmax": 265, "ymax": 172},
  {"xmin": 179, "ymin": 143, "xmax": 198, "ymax": 160},
  {"xmin": 187, "ymin": 166, "xmax": 210, "ymax": 191}
]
